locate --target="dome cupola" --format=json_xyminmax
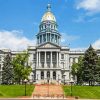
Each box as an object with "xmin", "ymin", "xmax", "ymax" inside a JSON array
[
  {"xmin": 36, "ymin": 4, "xmax": 61, "ymax": 46},
  {"xmin": 41, "ymin": 4, "xmax": 56, "ymax": 22}
]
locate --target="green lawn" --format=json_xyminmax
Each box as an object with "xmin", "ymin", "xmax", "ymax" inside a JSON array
[
  {"xmin": 63, "ymin": 85, "xmax": 100, "ymax": 99},
  {"xmin": 0, "ymin": 85, "xmax": 35, "ymax": 98}
]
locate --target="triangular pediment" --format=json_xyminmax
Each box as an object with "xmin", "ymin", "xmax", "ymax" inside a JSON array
[{"xmin": 37, "ymin": 42, "xmax": 61, "ymax": 48}]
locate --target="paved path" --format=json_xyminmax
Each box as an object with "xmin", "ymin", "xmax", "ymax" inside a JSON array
[{"xmin": 32, "ymin": 84, "xmax": 64, "ymax": 98}]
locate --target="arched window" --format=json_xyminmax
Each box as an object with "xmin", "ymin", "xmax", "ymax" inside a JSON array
[
  {"xmin": 47, "ymin": 71, "xmax": 50, "ymax": 79},
  {"xmin": 41, "ymin": 71, "xmax": 44, "ymax": 79},
  {"xmin": 53, "ymin": 71, "xmax": 56, "ymax": 80}
]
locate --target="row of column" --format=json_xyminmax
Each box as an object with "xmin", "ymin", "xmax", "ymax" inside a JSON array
[
  {"xmin": 36, "ymin": 51, "xmax": 60, "ymax": 68},
  {"xmin": 37, "ymin": 33, "xmax": 60, "ymax": 45}
]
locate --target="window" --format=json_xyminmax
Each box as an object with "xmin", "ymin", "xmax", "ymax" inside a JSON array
[
  {"xmin": 43, "ymin": 34, "xmax": 46, "ymax": 42},
  {"xmin": 47, "ymin": 53, "xmax": 50, "ymax": 61},
  {"xmin": 33, "ymin": 54, "xmax": 36, "ymax": 60},
  {"xmin": 41, "ymin": 71, "xmax": 44, "ymax": 79},
  {"xmin": 53, "ymin": 54, "xmax": 56, "ymax": 60},
  {"xmin": 0, "ymin": 56, "xmax": 1, "ymax": 61},
  {"xmin": 0, "ymin": 64, "xmax": 1, "ymax": 70},
  {"xmin": 61, "ymin": 54, "xmax": 64, "ymax": 59},
  {"xmin": 41, "ymin": 54, "xmax": 44, "ymax": 59},
  {"xmin": 51, "ymin": 34, "xmax": 54, "ymax": 42},
  {"xmin": 53, "ymin": 71, "xmax": 56, "ymax": 80}
]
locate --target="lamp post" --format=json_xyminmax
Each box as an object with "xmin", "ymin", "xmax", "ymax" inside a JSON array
[
  {"xmin": 24, "ymin": 79, "xmax": 28, "ymax": 96},
  {"xmin": 70, "ymin": 78, "xmax": 74, "ymax": 96}
]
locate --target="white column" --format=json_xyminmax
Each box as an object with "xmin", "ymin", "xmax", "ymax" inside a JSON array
[
  {"xmin": 50, "ymin": 51, "xmax": 53, "ymax": 68},
  {"xmin": 37, "ymin": 36, "xmax": 38, "ymax": 45},
  {"xmin": 36, "ymin": 51, "xmax": 38, "ymax": 67},
  {"xmin": 42, "ymin": 35, "xmax": 43, "ymax": 43},
  {"xmin": 39, "ymin": 36, "xmax": 40, "ymax": 44},
  {"xmin": 59, "ymin": 52, "xmax": 61, "ymax": 68},
  {"xmin": 58, "ymin": 52, "xmax": 59, "ymax": 67},
  {"xmin": 46, "ymin": 33, "xmax": 47, "ymax": 42},
  {"xmin": 57, "ymin": 52, "xmax": 58, "ymax": 68},
  {"xmin": 44, "ymin": 71, "xmax": 47, "ymax": 83},
  {"xmin": 54, "ymin": 34, "xmax": 56, "ymax": 43},
  {"xmin": 57, "ymin": 35, "xmax": 58, "ymax": 44},
  {"xmin": 39, "ymin": 52, "xmax": 41, "ymax": 67},
  {"xmin": 65, "ymin": 54, "xmax": 66, "ymax": 69},
  {"xmin": 45, "ymin": 51, "xmax": 47, "ymax": 67},
  {"xmin": 50, "ymin": 34, "xmax": 51, "ymax": 42}
]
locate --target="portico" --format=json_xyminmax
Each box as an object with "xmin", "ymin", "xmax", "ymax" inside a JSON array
[{"xmin": 36, "ymin": 50, "xmax": 60, "ymax": 68}]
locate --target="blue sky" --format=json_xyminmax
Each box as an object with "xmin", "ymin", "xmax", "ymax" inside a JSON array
[{"xmin": 0, "ymin": 0, "xmax": 100, "ymax": 50}]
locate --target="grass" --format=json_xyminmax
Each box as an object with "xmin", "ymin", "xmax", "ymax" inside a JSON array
[
  {"xmin": 0, "ymin": 84, "xmax": 35, "ymax": 98},
  {"xmin": 63, "ymin": 85, "xmax": 100, "ymax": 99}
]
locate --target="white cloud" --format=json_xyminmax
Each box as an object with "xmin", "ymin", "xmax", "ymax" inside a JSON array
[
  {"xmin": 0, "ymin": 30, "xmax": 36, "ymax": 51},
  {"xmin": 61, "ymin": 32, "xmax": 79, "ymax": 45},
  {"xmin": 92, "ymin": 39, "xmax": 100, "ymax": 49},
  {"xmin": 76, "ymin": 0, "xmax": 100, "ymax": 14}
]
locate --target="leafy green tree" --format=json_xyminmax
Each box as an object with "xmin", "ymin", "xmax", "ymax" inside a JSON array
[
  {"xmin": 2, "ymin": 53, "xmax": 13, "ymax": 84},
  {"xmin": 11, "ymin": 51, "xmax": 32, "ymax": 84},
  {"xmin": 71, "ymin": 56, "xmax": 83, "ymax": 84},
  {"xmin": 96, "ymin": 57, "xmax": 100, "ymax": 83},
  {"xmin": 82, "ymin": 45, "xmax": 98, "ymax": 86}
]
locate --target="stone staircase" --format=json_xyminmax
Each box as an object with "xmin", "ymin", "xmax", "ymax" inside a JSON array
[{"xmin": 32, "ymin": 84, "xmax": 65, "ymax": 99}]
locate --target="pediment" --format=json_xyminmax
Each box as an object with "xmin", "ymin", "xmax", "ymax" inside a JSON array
[{"xmin": 37, "ymin": 42, "xmax": 61, "ymax": 48}]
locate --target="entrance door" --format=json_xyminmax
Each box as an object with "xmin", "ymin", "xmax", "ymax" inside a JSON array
[
  {"xmin": 41, "ymin": 71, "xmax": 44, "ymax": 79},
  {"xmin": 53, "ymin": 71, "xmax": 56, "ymax": 80}
]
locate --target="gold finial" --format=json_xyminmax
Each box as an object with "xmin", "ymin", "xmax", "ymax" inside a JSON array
[{"xmin": 47, "ymin": 4, "xmax": 51, "ymax": 11}]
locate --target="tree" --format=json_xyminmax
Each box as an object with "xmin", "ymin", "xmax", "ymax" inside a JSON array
[
  {"xmin": 96, "ymin": 57, "xmax": 100, "ymax": 83},
  {"xmin": 11, "ymin": 51, "xmax": 32, "ymax": 84},
  {"xmin": 2, "ymin": 53, "xmax": 13, "ymax": 84},
  {"xmin": 71, "ymin": 56, "xmax": 83, "ymax": 84},
  {"xmin": 82, "ymin": 45, "xmax": 98, "ymax": 86}
]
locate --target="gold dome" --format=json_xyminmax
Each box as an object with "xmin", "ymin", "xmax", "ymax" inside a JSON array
[{"xmin": 41, "ymin": 4, "xmax": 56, "ymax": 22}]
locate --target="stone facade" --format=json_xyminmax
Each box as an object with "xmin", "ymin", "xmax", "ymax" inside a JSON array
[{"xmin": 0, "ymin": 4, "xmax": 100, "ymax": 84}]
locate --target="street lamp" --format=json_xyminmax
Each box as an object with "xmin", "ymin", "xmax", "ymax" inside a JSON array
[
  {"xmin": 70, "ymin": 78, "xmax": 74, "ymax": 96},
  {"xmin": 24, "ymin": 79, "xmax": 28, "ymax": 96}
]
